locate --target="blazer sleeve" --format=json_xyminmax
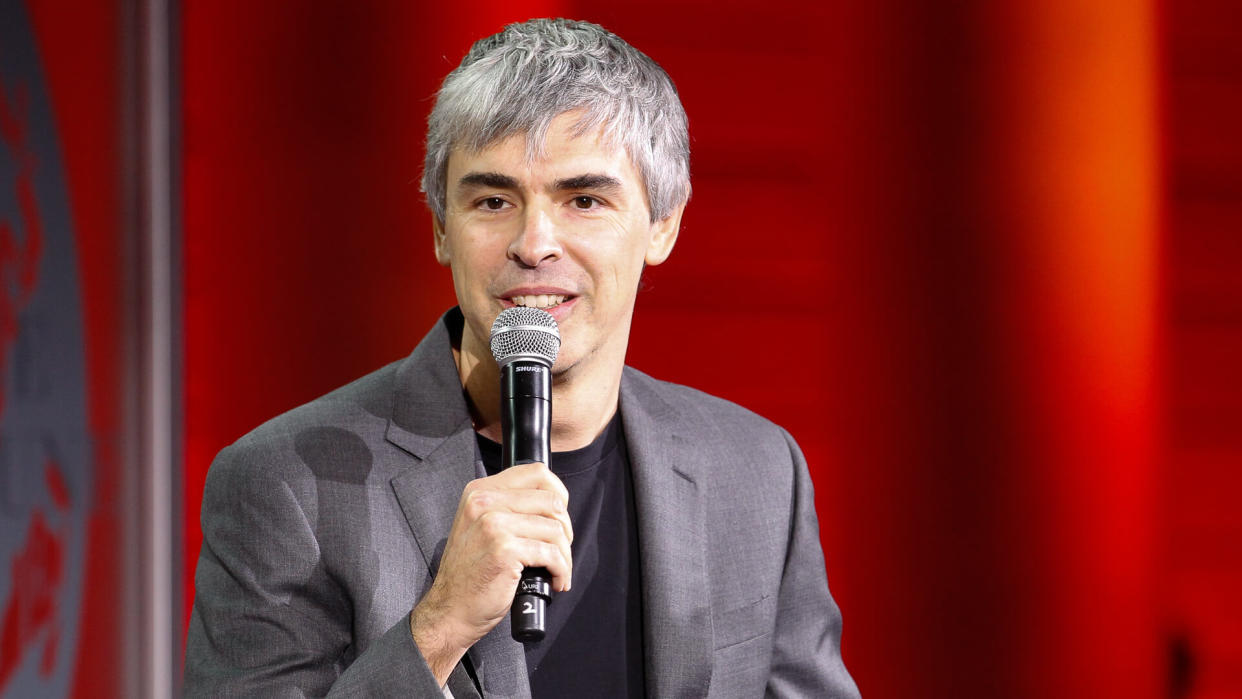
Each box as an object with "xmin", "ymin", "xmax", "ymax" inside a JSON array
[
  {"xmin": 183, "ymin": 444, "xmax": 453, "ymax": 698},
  {"xmin": 765, "ymin": 429, "xmax": 861, "ymax": 699}
]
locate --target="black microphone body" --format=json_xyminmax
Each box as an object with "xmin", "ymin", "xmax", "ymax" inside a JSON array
[
  {"xmin": 500, "ymin": 359, "xmax": 553, "ymax": 642},
  {"xmin": 488, "ymin": 306, "xmax": 562, "ymax": 644}
]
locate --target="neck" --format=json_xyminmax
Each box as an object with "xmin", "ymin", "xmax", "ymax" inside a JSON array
[{"xmin": 455, "ymin": 330, "xmax": 625, "ymax": 453}]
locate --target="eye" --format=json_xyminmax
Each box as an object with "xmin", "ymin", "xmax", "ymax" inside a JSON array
[
  {"xmin": 478, "ymin": 197, "xmax": 508, "ymax": 211},
  {"xmin": 571, "ymin": 196, "xmax": 599, "ymax": 210}
]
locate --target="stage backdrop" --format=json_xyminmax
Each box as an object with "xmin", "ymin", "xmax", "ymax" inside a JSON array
[{"xmin": 182, "ymin": 2, "xmax": 1242, "ymax": 698}]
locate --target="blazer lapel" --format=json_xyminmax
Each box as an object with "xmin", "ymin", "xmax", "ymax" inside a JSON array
[
  {"xmin": 385, "ymin": 310, "xmax": 531, "ymax": 699},
  {"xmin": 620, "ymin": 369, "xmax": 713, "ymax": 698}
]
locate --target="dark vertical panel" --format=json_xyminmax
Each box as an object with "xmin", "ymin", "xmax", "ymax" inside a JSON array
[{"xmin": 1165, "ymin": 0, "xmax": 1242, "ymax": 696}]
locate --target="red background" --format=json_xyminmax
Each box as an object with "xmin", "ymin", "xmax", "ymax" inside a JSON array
[{"xmin": 178, "ymin": 1, "xmax": 1242, "ymax": 697}]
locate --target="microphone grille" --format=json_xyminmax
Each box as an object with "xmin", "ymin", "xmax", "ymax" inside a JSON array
[{"xmin": 489, "ymin": 307, "xmax": 561, "ymax": 367}]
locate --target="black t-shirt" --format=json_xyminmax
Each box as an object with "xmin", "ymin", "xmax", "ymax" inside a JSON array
[{"xmin": 477, "ymin": 414, "xmax": 646, "ymax": 698}]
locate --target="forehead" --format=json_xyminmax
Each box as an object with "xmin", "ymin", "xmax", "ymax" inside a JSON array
[{"xmin": 446, "ymin": 112, "xmax": 642, "ymax": 188}]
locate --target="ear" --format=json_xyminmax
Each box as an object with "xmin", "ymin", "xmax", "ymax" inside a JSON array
[
  {"xmin": 644, "ymin": 201, "xmax": 685, "ymax": 266},
  {"xmin": 432, "ymin": 215, "xmax": 451, "ymax": 267}
]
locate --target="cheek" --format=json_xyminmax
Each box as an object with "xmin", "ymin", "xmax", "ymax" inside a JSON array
[
  {"xmin": 577, "ymin": 221, "xmax": 651, "ymax": 279},
  {"xmin": 448, "ymin": 237, "xmax": 501, "ymax": 288}
]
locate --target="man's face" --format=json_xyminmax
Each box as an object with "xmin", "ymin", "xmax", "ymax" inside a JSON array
[{"xmin": 435, "ymin": 111, "xmax": 682, "ymax": 381}]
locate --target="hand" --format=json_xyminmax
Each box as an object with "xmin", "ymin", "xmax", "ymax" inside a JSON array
[{"xmin": 410, "ymin": 462, "xmax": 573, "ymax": 684}]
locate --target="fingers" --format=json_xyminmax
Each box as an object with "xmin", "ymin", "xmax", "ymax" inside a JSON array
[
  {"xmin": 487, "ymin": 462, "xmax": 570, "ymax": 506},
  {"xmin": 461, "ymin": 462, "xmax": 572, "ymax": 544},
  {"xmin": 456, "ymin": 463, "xmax": 574, "ymax": 591},
  {"xmin": 476, "ymin": 511, "xmax": 574, "ymax": 592},
  {"xmin": 461, "ymin": 486, "xmax": 572, "ymax": 546}
]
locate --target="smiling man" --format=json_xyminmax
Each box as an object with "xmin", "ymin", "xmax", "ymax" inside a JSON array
[
  {"xmin": 436, "ymin": 109, "xmax": 680, "ymax": 457},
  {"xmin": 185, "ymin": 19, "xmax": 859, "ymax": 698}
]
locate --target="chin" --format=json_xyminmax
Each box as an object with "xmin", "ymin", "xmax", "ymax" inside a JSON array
[{"xmin": 549, "ymin": 350, "xmax": 585, "ymax": 381}]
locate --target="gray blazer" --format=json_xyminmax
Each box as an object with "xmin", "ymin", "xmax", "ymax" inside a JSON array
[{"xmin": 185, "ymin": 310, "xmax": 859, "ymax": 698}]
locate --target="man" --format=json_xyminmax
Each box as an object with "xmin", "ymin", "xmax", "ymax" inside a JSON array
[{"xmin": 185, "ymin": 18, "xmax": 859, "ymax": 698}]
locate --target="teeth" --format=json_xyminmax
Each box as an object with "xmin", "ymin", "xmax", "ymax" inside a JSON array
[{"xmin": 511, "ymin": 294, "xmax": 566, "ymax": 309}]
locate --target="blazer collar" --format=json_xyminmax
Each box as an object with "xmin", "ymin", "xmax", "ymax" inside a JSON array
[
  {"xmin": 620, "ymin": 368, "xmax": 713, "ymax": 698},
  {"xmin": 386, "ymin": 309, "xmax": 532, "ymax": 698},
  {"xmin": 385, "ymin": 308, "xmax": 472, "ymax": 460}
]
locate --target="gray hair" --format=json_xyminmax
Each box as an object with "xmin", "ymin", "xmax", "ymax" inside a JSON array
[{"xmin": 421, "ymin": 18, "xmax": 691, "ymax": 224}]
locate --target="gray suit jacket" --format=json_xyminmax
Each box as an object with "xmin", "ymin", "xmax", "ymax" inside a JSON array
[{"xmin": 185, "ymin": 310, "xmax": 859, "ymax": 698}]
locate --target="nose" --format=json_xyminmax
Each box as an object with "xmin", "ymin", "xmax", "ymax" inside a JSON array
[{"xmin": 507, "ymin": 205, "xmax": 562, "ymax": 268}]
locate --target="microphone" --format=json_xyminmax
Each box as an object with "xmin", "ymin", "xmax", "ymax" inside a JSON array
[{"xmin": 488, "ymin": 306, "xmax": 561, "ymax": 643}]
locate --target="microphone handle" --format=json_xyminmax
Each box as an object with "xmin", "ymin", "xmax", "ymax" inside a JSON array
[{"xmin": 500, "ymin": 361, "xmax": 553, "ymax": 643}]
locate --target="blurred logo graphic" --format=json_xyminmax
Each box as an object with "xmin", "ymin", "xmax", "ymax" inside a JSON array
[{"xmin": 1, "ymin": 3, "xmax": 92, "ymax": 696}]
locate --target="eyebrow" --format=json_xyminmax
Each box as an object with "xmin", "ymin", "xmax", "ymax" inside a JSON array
[
  {"xmin": 455, "ymin": 171, "xmax": 624, "ymax": 195},
  {"xmin": 554, "ymin": 174, "xmax": 623, "ymax": 193},
  {"xmin": 457, "ymin": 172, "xmax": 519, "ymax": 190}
]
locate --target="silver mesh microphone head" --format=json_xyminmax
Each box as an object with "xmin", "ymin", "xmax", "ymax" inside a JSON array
[{"xmin": 489, "ymin": 307, "xmax": 561, "ymax": 368}]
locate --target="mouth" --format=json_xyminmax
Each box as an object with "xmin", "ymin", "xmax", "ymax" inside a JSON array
[{"xmin": 505, "ymin": 293, "xmax": 572, "ymax": 310}]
